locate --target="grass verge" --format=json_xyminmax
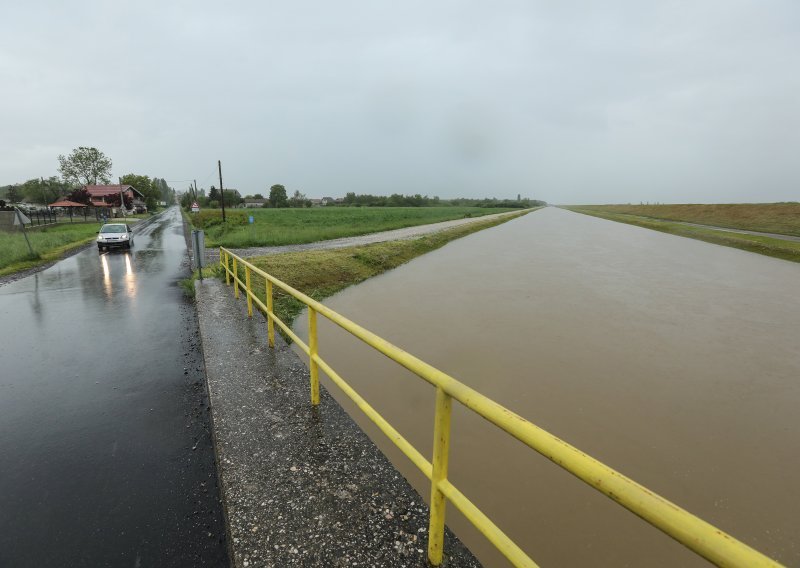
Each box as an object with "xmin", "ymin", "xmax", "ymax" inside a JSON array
[
  {"xmin": 565, "ymin": 207, "xmax": 800, "ymax": 263},
  {"xmin": 0, "ymin": 216, "xmax": 151, "ymax": 278},
  {"xmin": 0, "ymin": 222, "xmax": 103, "ymax": 277},
  {"xmin": 178, "ymin": 277, "xmax": 197, "ymax": 298},
  {"xmin": 219, "ymin": 209, "xmax": 532, "ymax": 334},
  {"xmin": 188, "ymin": 206, "xmax": 519, "ymax": 248}
]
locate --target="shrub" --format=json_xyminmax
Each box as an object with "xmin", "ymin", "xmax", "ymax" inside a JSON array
[{"xmin": 192, "ymin": 210, "xmax": 248, "ymax": 229}]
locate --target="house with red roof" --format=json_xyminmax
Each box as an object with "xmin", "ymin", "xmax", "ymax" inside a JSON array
[{"xmin": 83, "ymin": 184, "xmax": 147, "ymax": 211}]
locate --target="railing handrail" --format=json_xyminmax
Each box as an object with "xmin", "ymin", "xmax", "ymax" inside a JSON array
[{"xmin": 219, "ymin": 246, "xmax": 783, "ymax": 568}]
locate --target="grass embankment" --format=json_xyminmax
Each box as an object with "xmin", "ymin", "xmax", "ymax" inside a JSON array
[
  {"xmin": 0, "ymin": 222, "xmax": 103, "ymax": 276},
  {"xmin": 568, "ymin": 203, "xmax": 800, "ymax": 236},
  {"xmin": 219, "ymin": 209, "xmax": 531, "ymax": 331},
  {"xmin": 190, "ymin": 207, "xmax": 518, "ymax": 248},
  {"xmin": 565, "ymin": 206, "xmax": 800, "ymax": 263}
]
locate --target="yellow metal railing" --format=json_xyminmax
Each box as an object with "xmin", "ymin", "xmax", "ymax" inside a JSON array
[{"xmin": 219, "ymin": 246, "xmax": 783, "ymax": 568}]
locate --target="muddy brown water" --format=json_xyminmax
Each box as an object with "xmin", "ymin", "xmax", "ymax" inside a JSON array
[{"xmin": 293, "ymin": 207, "xmax": 799, "ymax": 567}]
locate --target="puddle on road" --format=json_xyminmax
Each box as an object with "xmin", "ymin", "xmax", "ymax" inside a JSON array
[{"xmin": 294, "ymin": 207, "xmax": 800, "ymax": 567}]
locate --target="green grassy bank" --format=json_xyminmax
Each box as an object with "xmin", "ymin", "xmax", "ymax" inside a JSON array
[
  {"xmin": 0, "ymin": 222, "xmax": 103, "ymax": 276},
  {"xmin": 189, "ymin": 206, "xmax": 518, "ymax": 248},
  {"xmin": 567, "ymin": 203, "xmax": 800, "ymax": 236},
  {"xmin": 565, "ymin": 207, "xmax": 800, "ymax": 263},
  {"xmin": 0, "ymin": 215, "xmax": 152, "ymax": 277},
  {"xmin": 215, "ymin": 209, "xmax": 532, "ymax": 331}
]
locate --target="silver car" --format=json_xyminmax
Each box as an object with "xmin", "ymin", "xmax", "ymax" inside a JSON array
[{"xmin": 97, "ymin": 223, "xmax": 134, "ymax": 251}]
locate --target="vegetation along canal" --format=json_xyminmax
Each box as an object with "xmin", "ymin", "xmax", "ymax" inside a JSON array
[{"xmin": 294, "ymin": 206, "xmax": 799, "ymax": 566}]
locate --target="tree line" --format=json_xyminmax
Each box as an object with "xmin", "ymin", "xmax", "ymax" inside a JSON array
[
  {"xmin": 339, "ymin": 192, "xmax": 544, "ymax": 208},
  {"xmin": 178, "ymin": 185, "xmax": 544, "ymax": 211},
  {"xmin": 179, "ymin": 186, "xmax": 246, "ymax": 210},
  {"xmin": 180, "ymin": 184, "xmax": 312, "ymax": 210}
]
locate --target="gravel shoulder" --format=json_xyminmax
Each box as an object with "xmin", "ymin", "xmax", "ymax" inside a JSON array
[
  {"xmin": 195, "ymin": 277, "xmax": 480, "ymax": 567},
  {"xmin": 677, "ymin": 221, "xmax": 800, "ymax": 242},
  {"xmin": 205, "ymin": 210, "xmax": 524, "ymax": 261}
]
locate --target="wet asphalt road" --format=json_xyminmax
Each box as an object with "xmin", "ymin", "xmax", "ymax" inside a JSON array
[{"xmin": 0, "ymin": 207, "xmax": 228, "ymax": 567}]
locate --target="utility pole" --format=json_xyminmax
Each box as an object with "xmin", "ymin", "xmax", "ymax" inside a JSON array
[
  {"xmin": 118, "ymin": 177, "xmax": 126, "ymax": 218},
  {"xmin": 193, "ymin": 179, "xmax": 198, "ymax": 201},
  {"xmin": 218, "ymin": 160, "xmax": 226, "ymax": 222}
]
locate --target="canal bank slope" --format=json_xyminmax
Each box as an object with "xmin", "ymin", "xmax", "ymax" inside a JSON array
[{"xmin": 195, "ymin": 277, "xmax": 479, "ymax": 567}]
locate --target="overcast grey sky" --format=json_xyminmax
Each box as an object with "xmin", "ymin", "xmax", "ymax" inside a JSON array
[{"xmin": 1, "ymin": 1, "xmax": 798, "ymax": 203}]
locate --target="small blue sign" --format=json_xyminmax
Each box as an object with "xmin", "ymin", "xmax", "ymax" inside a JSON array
[{"xmin": 249, "ymin": 216, "xmax": 254, "ymax": 224}]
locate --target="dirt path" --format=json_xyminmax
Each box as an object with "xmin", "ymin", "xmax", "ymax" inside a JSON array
[
  {"xmin": 204, "ymin": 209, "xmax": 527, "ymax": 261},
  {"xmin": 676, "ymin": 221, "xmax": 800, "ymax": 242}
]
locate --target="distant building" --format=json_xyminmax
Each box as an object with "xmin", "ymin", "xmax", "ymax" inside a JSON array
[
  {"xmin": 243, "ymin": 198, "xmax": 267, "ymax": 208},
  {"xmin": 309, "ymin": 197, "xmax": 336, "ymax": 207}
]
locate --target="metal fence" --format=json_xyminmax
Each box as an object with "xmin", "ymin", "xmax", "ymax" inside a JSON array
[
  {"xmin": 219, "ymin": 246, "xmax": 782, "ymax": 568},
  {"xmin": 7, "ymin": 207, "xmax": 108, "ymax": 228}
]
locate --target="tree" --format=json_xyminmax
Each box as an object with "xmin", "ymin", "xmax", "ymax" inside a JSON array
[
  {"xmin": 107, "ymin": 193, "xmax": 133, "ymax": 209},
  {"xmin": 120, "ymin": 173, "xmax": 159, "ymax": 211},
  {"xmin": 288, "ymin": 190, "xmax": 309, "ymax": 208},
  {"xmin": 7, "ymin": 185, "xmax": 21, "ymax": 203},
  {"xmin": 153, "ymin": 178, "xmax": 173, "ymax": 204},
  {"xmin": 269, "ymin": 184, "xmax": 288, "ymax": 208},
  {"xmin": 67, "ymin": 188, "xmax": 92, "ymax": 205},
  {"xmin": 22, "ymin": 177, "xmax": 69, "ymax": 204},
  {"xmin": 253, "ymin": 193, "xmax": 264, "ymax": 200},
  {"xmin": 58, "ymin": 147, "xmax": 113, "ymax": 186},
  {"xmin": 208, "ymin": 185, "xmax": 219, "ymax": 202}
]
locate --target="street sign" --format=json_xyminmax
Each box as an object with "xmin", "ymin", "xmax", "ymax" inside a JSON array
[
  {"xmin": 13, "ymin": 208, "xmax": 30, "ymax": 226},
  {"xmin": 191, "ymin": 201, "xmax": 200, "ymax": 213}
]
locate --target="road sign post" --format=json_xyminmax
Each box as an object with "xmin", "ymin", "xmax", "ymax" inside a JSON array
[
  {"xmin": 14, "ymin": 207, "xmax": 34, "ymax": 256},
  {"xmin": 191, "ymin": 230, "xmax": 205, "ymax": 280}
]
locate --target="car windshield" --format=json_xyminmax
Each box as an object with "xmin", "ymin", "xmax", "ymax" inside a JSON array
[{"xmin": 100, "ymin": 225, "xmax": 127, "ymax": 233}]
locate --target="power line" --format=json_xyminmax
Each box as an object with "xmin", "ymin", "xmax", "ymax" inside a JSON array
[{"xmin": 167, "ymin": 168, "xmax": 217, "ymax": 191}]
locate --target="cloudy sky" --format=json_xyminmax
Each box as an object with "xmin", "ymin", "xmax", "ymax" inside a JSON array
[{"xmin": 1, "ymin": 1, "xmax": 798, "ymax": 203}]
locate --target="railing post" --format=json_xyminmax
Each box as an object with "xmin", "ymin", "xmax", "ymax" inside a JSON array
[
  {"xmin": 266, "ymin": 280, "xmax": 275, "ymax": 348},
  {"xmin": 428, "ymin": 387, "xmax": 452, "ymax": 566},
  {"xmin": 232, "ymin": 257, "xmax": 239, "ymax": 299},
  {"xmin": 245, "ymin": 265, "xmax": 253, "ymax": 317},
  {"xmin": 308, "ymin": 308, "xmax": 320, "ymax": 405},
  {"xmin": 222, "ymin": 248, "xmax": 230, "ymax": 286}
]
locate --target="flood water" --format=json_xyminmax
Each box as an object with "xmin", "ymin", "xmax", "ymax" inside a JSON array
[{"xmin": 294, "ymin": 207, "xmax": 800, "ymax": 567}]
